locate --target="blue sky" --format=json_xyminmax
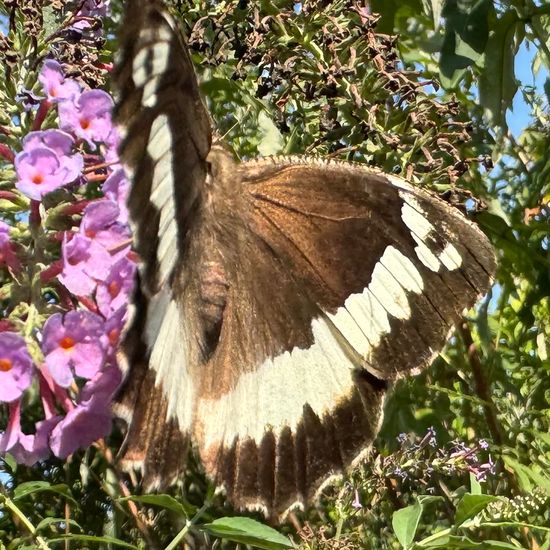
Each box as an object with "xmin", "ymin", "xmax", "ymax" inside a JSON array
[{"xmin": 508, "ymin": 40, "xmax": 548, "ymax": 137}]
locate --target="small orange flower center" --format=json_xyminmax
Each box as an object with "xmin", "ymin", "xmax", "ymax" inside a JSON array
[
  {"xmin": 108, "ymin": 281, "xmax": 120, "ymax": 298},
  {"xmin": 79, "ymin": 118, "xmax": 91, "ymax": 130},
  {"xmin": 85, "ymin": 229, "xmax": 96, "ymax": 238},
  {"xmin": 0, "ymin": 358, "xmax": 13, "ymax": 372},
  {"xmin": 32, "ymin": 174, "xmax": 44, "ymax": 185},
  {"xmin": 108, "ymin": 328, "xmax": 119, "ymax": 346},
  {"xmin": 59, "ymin": 336, "xmax": 75, "ymax": 350}
]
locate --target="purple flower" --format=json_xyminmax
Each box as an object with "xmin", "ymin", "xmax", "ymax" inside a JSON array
[
  {"xmin": 16, "ymin": 89, "xmax": 43, "ymax": 111},
  {"xmin": 22, "ymin": 130, "xmax": 84, "ymax": 184},
  {"xmin": 59, "ymin": 90, "xmax": 114, "ymax": 147},
  {"xmin": 79, "ymin": 363, "xmax": 121, "ymax": 404},
  {"xmin": 96, "ymin": 257, "xmax": 136, "ymax": 317},
  {"xmin": 0, "ymin": 221, "xmax": 19, "ymax": 271},
  {"xmin": 49, "ymin": 401, "xmax": 111, "ymax": 459},
  {"xmin": 103, "ymin": 306, "xmax": 128, "ymax": 356},
  {"xmin": 352, "ymin": 489, "xmax": 362, "ymax": 509},
  {"xmin": 102, "ymin": 169, "xmax": 129, "ymax": 223},
  {"xmin": 103, "ymin": 127, "xmax": 121, "ymax": 166},
  {"xmin": 397, "ymin": 432, "xmax": 408, "ymax": 445},
  {"xmin": 427, "ymin": 426, "xmax": 437, "ymax": 447},
  {"xmin": 42, "ymin": 311, "xmax": 106, "ymax": 387},
  {"xmin": 50, "ymin": 366, "xmax": 120, "ymax": 459},
  {"xmin": 0, "ymin": 332, "xmax": 33, "ymax": 403},
  {"xmin": 393, "ymin": 466, "xmax": 408, "ymax": 480},
  {"xmin": 81, "ymin": 199, "xmax": 131, "ymax": 257},
  {"xmin": 0, "ymin": 402, "xmax": 60, "ymax": 466},
  {"xmin": 79, "ymin": 0, "xmax": 110, "ymax": 17},
  {"xmin": 71, "ymin": 0, "xmax": 109, "ymax": 38},
  {"xmin": 39, "ymin": 59, "xmax": 80, "ymax": 103},
  {"xmin": 479, "ymin": 439, "xmax": 489, "ymax": 450},
  {"xmin": 58, "ymin": 233, "xmax": 112, "ymax": 295},
  {"xmin": 15, "ymin": 147, "xmax": 74, "ymax": 200}
]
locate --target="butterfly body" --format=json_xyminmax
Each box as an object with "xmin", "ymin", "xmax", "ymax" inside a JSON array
[{"xmin": 115, "ymin": 0, "xmax": 496, "ymax": 520}]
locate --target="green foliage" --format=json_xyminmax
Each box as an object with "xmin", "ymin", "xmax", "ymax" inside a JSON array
[{"xmin": 0, "ymin": 0, "xmax": 549, "ymax": 548}]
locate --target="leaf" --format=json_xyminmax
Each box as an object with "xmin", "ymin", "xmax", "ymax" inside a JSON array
[
  {"xmin": 469, "ymin": 473, "xmax": 482, "ymax": 495},
  {"xmin": 392, "ymin": 502, "xmax": 422, "ymax": 548},
  {"xmin": 502, "ymin": 457, "xmax": 550, "ymax": 493},
  {"xmin": 439, "ymin": 0, "xmax": 492, "ymax": 88},
  {"xmin": 455, "ymin": 493, "xmax": 497, "ymax": 526},
  {"xmin": 13, "ymin": 482, "xmax": 77, "ymax": 505},
  {"xmin": 202, "ymin": 517, "xmax": 293, "ymax": 550},
  {"xmin": 1, "ymin": 454, "xmax": 17, "ymax": 473},
  {"xmin": 257, "ymin": 111, "xmax": 284, "ymax": 156},
  {"xmin": 504, "ymin": 462, "xmax": 550, "ymax": 494},
  {"xmin": 118, "ymin": 494, "xmax": 193, "ymax": 517},
  {"xmin": 35, "ymin": 517, "xmax": 81, "ymax": 533},
  {"xmin": 418, "ymin": 535, "xmax": 529, "ymax": 548},
  {"xmin": 47, "ymin": 534, "xmax": 138, "ymax": 548},
  {"xmin": 478, "ymin": 10, "xmax": 522, "ymax": 130},
  {"xmin": 480, "ymin": 541, "xmax": 531, "ymax": 549},
  {"xmin": 428, "ymin": 0, "xmax": 444, "ymax": 29}
]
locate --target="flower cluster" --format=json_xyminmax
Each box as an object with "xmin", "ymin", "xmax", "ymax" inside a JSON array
[
  {"xmin": 0, "ymin": 54, "xmax": 134, "ymax": 466},
  {"xmin": 346, "ymin": 429, "xmax": 496, "ymax": 510}
]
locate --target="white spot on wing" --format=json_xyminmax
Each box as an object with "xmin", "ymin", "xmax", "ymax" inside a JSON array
[
  {"xmin": 198, "ymin": 317, "xmax": 357, "ymax": 449},
  {"xmin": 149, "ymin": 298, "xmax": 194, "ymax": 430},
  {"xmin": 379, "ymin": 245, "xmax": 424, "ymax": 293},
  {"xmin": 368, "ymin": 259, "xmax": 411, "ymax": 320},
  {"xmin": 330, "ymin": 246, "xmax": 424, "ymax": 368},
  {"xmin": 133, "ymin": 32, "xmax": 172, "ymax": 107},
  {"xmin": 146, "ymin": 115, "xmax": 177, "ymax": 284},
  {"xmin": 198, "ymin": 246, "xmax": 425, "ymax": 449},
  {"xmin": 400, "ymin": 194, "xmax": 463, "ymax": 272},
  {"xmin": 439, "ymin": 242, "xmax": 462, "ymax": 270}
]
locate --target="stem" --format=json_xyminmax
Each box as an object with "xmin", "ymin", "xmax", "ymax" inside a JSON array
[
  {"xmin": 3, "ymin": 496, "xmax": 51, "ymax": 550},
  {"xmin": 528, "ymin": 18, "xmax": 550, "ymax": 72},
  {"xmin": 457, "ymin": 322, "xmax": 503, "ymax": 447},
  {"xmin": 93, "ymin": 439, "xmax": 160, "ymax": 549},
  {"xmin": 165, "ymin": 501, "xmax": 210, "ymax": 550}
]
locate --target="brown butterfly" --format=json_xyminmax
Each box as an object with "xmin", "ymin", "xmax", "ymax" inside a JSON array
[{"xmin": 114, "ymin": 0, "xmax": 496, "ymax": 520}]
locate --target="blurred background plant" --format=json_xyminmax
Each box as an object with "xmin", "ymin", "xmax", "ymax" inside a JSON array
[{"xmin": 0, "ymin": 0, "xmax": 548, "ymax": 548}]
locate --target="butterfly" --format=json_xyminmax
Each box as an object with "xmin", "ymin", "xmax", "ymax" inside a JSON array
[{"xmin": 113, "ymin": 0, "xmax": 496, "ymax": 520}]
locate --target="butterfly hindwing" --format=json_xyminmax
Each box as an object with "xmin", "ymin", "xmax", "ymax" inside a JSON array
[{"xmin": 192, "ymin": 156, "xmax": 495, "ymax": 517}]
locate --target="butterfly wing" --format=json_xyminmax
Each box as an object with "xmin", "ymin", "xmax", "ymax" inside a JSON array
[
  {"xmin": 114, "ymin": 0, "xmax": 496, "ymax": 519},
  {"xmin": 193, "ymin": 158, "xmax": 495, "ymax": 518},
  {"xmin": 114, "ymin": 0, "xmax": 211, "ymax": 487}
]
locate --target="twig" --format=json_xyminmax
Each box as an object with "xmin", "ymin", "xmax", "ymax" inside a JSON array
[
  {"xmin": 458, "ymin": 322, "xmax": 503, "ymax": 447},
  {"xmin": 94, "ymin": 439, "xmax": 160, "ymax": 549}
]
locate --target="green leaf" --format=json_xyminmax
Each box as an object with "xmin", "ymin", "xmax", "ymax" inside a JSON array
[
  {"xmin": 469, "ymin": 473, "xmax": 483, "ymax": 495},
  {"xmin": 455, "ymin": 493, "xmax": 497, "ymax": 526},
  {"xmin": 35, "ymin": 517, "xmax": 82, "ymax": 533},
  {"xmin": 439, "ymin": 0, "xmax": 492, "ymax": 88},
  {"xmin": 202, "ymin": 517, "xmax": 293, "ymax": 550},
  {"xmin": 481, "ymin": 541, "xmax": 531, "ymax": 549},
  {"xmin": 118, "ymin": 494, "xmax": 193, "ymax": 517},
  {"xmin": 392, "ymin": 502, "xmax": 422, "ymax": 548},
  {"xmin": 13, "ymin": 482, "xmax": 77, "ymax": 505},
  {"xmin": 418, "ymin": 534, "xmax": 528, "ymax": 548},
  {"xmin": 257, "ymin": 111, "xmax": 284, "ymax": 156},
  {"xmin": 478, "ymin": 9, "xmax": 522, "ymax": 130},
  {"xmin": 428, "ymin": 0, "xmax": 444, "ymax": 29},
  {"xmin": 47, "ymin": 534, "xmax": 138, "ymax": 548},
  {"xmin": 1, "ymin": 454, "xmax": 17, "ymax": 473}
]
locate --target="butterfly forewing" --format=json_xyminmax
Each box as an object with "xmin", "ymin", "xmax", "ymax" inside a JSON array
[
  {"xmin": 114, "ymin": 0, "xmax": 211, "ymax": 487},
  {"xmin": 115, "ymin": 0, "xmax": 496, "ymax": 520}
]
